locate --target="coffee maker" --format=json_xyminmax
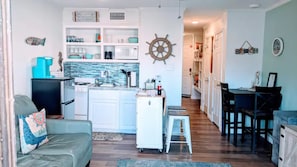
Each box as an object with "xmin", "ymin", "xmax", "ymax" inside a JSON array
[
  {"xmin": 121, "ymin": 69, "xmax": 137, "ymax": 87},
  {"xmin": 32, "ymin": 57, "xmax": 54, "ymax": 78}
]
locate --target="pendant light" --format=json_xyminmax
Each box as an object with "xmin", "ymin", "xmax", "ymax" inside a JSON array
[{"xmin": 177, "ymin": 0, "xmax": 181, "ymax": 19}]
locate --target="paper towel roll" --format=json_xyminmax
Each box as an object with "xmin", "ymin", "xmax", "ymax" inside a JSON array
[{"xmin": 131, "ymin": 72, "xmax": 136, "ymax": 87}]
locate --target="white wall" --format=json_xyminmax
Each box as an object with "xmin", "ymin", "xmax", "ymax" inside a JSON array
[
  {"xmin": 139, "ymin": 7, "xmax": 183, "ymax": 106},
  {"xmin": 11, "ymin": 0, "xmax": 63, "ymax": 96},
  {"xmin": 11, "ymin": 3, "xmax": 184, "ymax": 105},
  {"xmin": 203, "ymin": 10, "xmax": 265, "ymax": 88},
  {"xmin": 63, "ymin": 8, "xmax": 139, "ymax": 26},
  {"xmin": 225, "ymin": 10, "xmax": 265, "ymax": 88}
]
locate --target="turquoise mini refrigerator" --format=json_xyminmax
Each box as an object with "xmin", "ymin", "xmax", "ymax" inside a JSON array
[{"xmin": 32, "ymin": 57, "xmax": 54, "ymax": 78}]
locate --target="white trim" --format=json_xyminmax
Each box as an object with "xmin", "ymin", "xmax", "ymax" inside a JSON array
[
  {"xmin": 266, "ymin": 0, "xmax": 291, "ymax": 11},
  {"xmin": 1, "ymin": 0, "xmax": 16, "ymax": 166}
]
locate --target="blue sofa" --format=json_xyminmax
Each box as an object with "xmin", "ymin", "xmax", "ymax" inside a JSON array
[
  {"xmin": 14, "ymin": 95, "xmax": 92, "ymax": 167},
  {"xmin": 271, "ymin": 110, "xmax": 297, "ymax": 165}
]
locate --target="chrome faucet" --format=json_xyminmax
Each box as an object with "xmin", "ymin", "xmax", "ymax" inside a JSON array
[{"xmin": 104, "ymin": 70, "xmax": 110, "ymax": 78}]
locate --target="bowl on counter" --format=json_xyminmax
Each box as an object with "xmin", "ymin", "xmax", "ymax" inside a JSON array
[
  {"xmin": 128, "ymin": 37, "xmax": 138, "ymax": 43},
  {"xmin": 68, "ymin": 55, "xmax": 81, "ymax": 59},
  {"xmin": 85, "ymin": 54, "xmax": 93, "ymax": 59}
]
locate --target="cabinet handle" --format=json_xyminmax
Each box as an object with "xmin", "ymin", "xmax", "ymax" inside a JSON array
[
  {"xmin": 279, "ymin": 157, "xmax": 283, "ymax": 161},
  {"xmin": 281, "ymin": 134, "xmax": 284, "ymax": 138},
  {"xmin": 148, "ymin": 100, "xmax": 151, "ymax": 105}
]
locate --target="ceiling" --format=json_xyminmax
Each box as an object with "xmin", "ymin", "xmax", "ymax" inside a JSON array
[{"xmin": 49, "ymin": 0, "xmax": 289, "ymax": 32}]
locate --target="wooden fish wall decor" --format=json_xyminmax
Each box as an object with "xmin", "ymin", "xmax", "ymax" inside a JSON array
[{"xmin": 25, "ymin": 37, "xmax": 46, "ymax": 46}]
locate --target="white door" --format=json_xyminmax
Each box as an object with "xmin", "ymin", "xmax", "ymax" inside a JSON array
[
  {"xmin": 211, "ymin": 31, "xmax": 224, "ymax": 129},
  {"xmin": 202, "ymin": 36, "xmax": 214, "ymax": 121},
  {"xmin": 182, "ymin": 34, "xmax": 194, "ymax": 96}
]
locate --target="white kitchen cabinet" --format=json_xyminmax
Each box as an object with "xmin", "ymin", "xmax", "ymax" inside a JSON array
[
  {"xmin": 119, "ymin": 90, "xmax": 137, "ymax": 133},
  {"xmin": 88, "ymin": 89, "xmax": 137, "ymax": 133},
  {"xmin": 279, "ymin": 125, "xmax": 297, "ymax": 167},
  {"xmin": 63, "ymin": 26, "xmax": 139, "ymax": 62},
  {"xmin": 88, "ymin": 90, "xmax": 120, "ymax": 132},
  {"xmin": 136, "ymin": 96, "xmax": 163, "ymax": 152}
]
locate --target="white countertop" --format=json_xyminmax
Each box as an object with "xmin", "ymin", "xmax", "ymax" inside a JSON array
[{"xmin": 88, "ymin": 84, "xmax": 140, "ymax": 91}]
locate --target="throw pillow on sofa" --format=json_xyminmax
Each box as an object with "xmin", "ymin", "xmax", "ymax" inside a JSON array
[{"xmin": 18, "ymin": 108, "xmax": 48, "ymax": 154}]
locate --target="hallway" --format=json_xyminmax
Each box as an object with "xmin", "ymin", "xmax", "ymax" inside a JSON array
[{"xmin": 90, "ymin": 98, "xmax": 275, "ymax": 167}]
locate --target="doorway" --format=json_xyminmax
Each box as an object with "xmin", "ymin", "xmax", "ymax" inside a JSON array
[{"xmin": 182, "ymin": 34, "xmax": 194, "ymax": 97}]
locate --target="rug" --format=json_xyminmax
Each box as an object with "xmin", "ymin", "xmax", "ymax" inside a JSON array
[
  {"xmin": 92, "ymin": 132, "xmax": 123, "ymax": 141},
  {"xmin": 117, "ymin": 159, "xmax": 232, "ymax": 167}
]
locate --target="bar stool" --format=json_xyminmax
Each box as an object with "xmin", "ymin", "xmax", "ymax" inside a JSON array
[{"xmin": 165, "ymin": 106, "xmax": 192, "ymax": 154}]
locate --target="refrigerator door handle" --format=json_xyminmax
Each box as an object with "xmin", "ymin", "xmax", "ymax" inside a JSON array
[{"xmin": 62, "ymin": 99, "xmax": 75, "ymax": 105}]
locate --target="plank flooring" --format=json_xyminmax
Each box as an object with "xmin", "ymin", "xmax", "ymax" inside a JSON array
[{"xmin": 90, "ymin": 98, "xmax": 276, "ymax": 167}]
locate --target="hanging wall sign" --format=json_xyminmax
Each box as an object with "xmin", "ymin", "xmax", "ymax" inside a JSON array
[
  {"xmin": 235, "ymin": 40, "xmax": 258, "ymax": 55},
  {"xmin": 72, "ymin": 11, "xmax": 100, "ymax": 22}
]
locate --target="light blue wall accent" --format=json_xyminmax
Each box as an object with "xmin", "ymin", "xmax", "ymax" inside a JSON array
[
  {"xmin": 64, "ymin": 62, "xmax": 139, "ymax": 87},
  {"xmin": 262, "ymin": 1, "xmax": 297, "ymax": 110}
]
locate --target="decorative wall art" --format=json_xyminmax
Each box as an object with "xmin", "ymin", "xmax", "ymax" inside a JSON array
[
  {"xmin": 146, "ymin": 34, "xmax": 176, "ymax": 64},
  {"xmin": 72, "ymin": 11, "xmax": 100, "ymax": 22},
  {"xmin": 272, "ymin": 37, "xmax": 284, "ymax": 56},
  {"xmin": 267, "ymin": 72, "xmax": 277, "ymax": 87},
  {"xmin": 25, "ymin": 37, "xmax": 46, "ymax": 46},
  {"xmin": 235, "ymin": 40, "xmax": 258, "ymax": 55}
]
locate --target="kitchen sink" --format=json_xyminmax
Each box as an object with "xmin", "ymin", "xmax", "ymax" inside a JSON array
[{"xmin": 99, "ymin": 83, "xmax": 115, "ymax": 87}]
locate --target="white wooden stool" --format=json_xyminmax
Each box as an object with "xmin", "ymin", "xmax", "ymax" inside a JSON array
[{"xmin": 165, "ymin": 106, "xmax": 192, "ymax": 154}]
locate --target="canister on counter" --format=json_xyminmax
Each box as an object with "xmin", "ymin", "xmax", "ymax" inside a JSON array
[{"xmin": 96, "ymin": 33, "xmax": 101, "ymax": 43}]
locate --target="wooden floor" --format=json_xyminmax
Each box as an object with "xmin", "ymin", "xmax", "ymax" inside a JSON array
[{"xmin": 90, "ymin": 98, "xmax": 276, "ymax": 167}]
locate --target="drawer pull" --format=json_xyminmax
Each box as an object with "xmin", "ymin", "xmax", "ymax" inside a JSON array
[
  {"xmin": 279, "ymin": 157, "xmax": 283, "ymax": 161},
  {"xmin": 281, "ymin": 134, "xmax": 284, "ymax": 138},
  {"xmin": 148, "ymin": 100, "xmax": 151, "ymax": 105}
]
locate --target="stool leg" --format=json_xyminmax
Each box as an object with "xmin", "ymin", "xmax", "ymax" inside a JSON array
[
  {"xmin": 166, "ymin": 117, "xmax": 174, "ymax": 153},
  {"xmin": 184, "ymin": 117, "xmax": 192, "ymax": 154}
]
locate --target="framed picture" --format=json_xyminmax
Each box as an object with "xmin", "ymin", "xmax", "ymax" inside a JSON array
[{"xmin": 267, "ymin": 72, "xmax": 277, "ymax": 87}]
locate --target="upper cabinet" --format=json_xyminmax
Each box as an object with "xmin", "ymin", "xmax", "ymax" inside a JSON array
[{"xmin": 63, "ymin": 8, "xmax": 140, "ymax": 63}]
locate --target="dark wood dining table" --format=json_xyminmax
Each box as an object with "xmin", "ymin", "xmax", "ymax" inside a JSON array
[{"xmin": 228, "ymin": 89, "xmax": 256, "ymax": 146}]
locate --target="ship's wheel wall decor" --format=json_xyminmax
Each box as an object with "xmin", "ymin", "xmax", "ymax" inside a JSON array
[{"xmin": 146, "ymin": 34, "xmax": 176, "ymax": 64}]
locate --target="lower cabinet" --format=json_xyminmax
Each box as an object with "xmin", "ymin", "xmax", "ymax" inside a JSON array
[
  {"xmin": 119, "ymin": 91, "xmax": 137, "ymax": 133},
  {"xmin": 88, "ymin": 89, "xmax": 137, "ymax": 133},
  {"xmin": 279, "ymin": 125, "xmax": 297, "ymax": 167}
]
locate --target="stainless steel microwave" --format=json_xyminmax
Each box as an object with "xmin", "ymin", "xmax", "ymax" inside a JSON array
[{"xmin": 114, "ymin": 46, "xmax": 138, "ymax": 60}]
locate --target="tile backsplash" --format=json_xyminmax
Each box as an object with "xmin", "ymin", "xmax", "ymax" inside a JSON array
[{"xmin": 64, "ymin": 62, "xmax": 139, "ymax": 87}]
